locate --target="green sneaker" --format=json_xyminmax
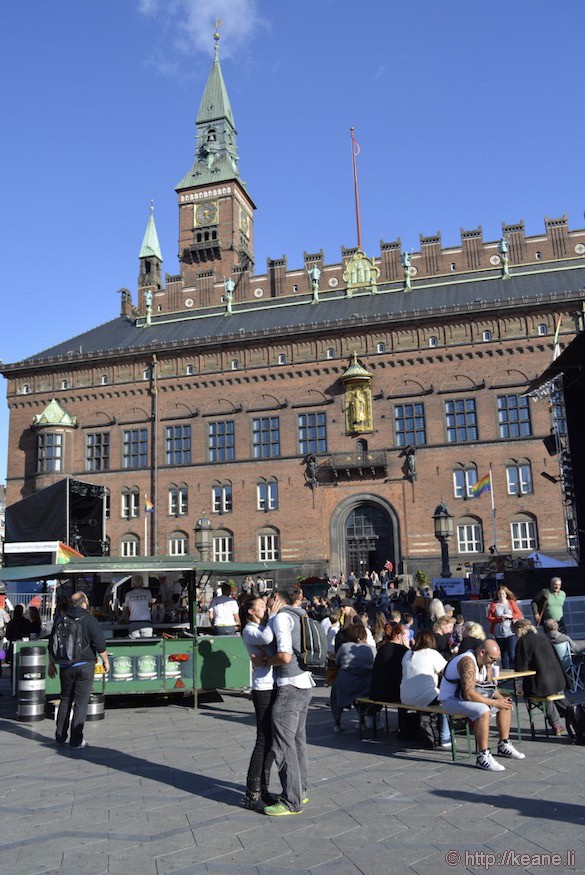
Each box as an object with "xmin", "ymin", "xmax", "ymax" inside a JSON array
[{"xmin": 264, "ymin": 802, "xmax": 303, "ymax": 816}]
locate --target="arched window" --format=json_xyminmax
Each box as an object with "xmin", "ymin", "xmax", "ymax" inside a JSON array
[
  {"xmin": 186, "ymin": 364, "xmax": 194, "ymax": 375},
  {"xmin": 257, "ymin": 478, "xmax": 278, "ymax": 511},
  {"xmin": 326, "ymin": 348, "xmax": 335, "ymax": 360},
  {"xmin": 21, "ymin": 383, "xmax": 31, "ymax": 395},
  {"xmin": 121, "ymin": 533, "xmax": 140, "ymax": 557},
  {"xmin": 456, "ymin": 516, "xmax": 483, "ymax": 553},
  {"xmin": 212, "ymin": 481, "xmax": 232, "ymax": 514},
  {"xmin": 453, "ymin": 464, "xmax": 478, "ymax": 499},
  {"xmin": 356, "ymin": 439, "xmax": 368, "ymax": 461},
  {"xmin": 511, "ymin": 514, "xmax": 538, "ymax": 551},
  {"xmin": 60, "ymin": 379, "xmax": 69, "ymax": 390},
  {"xmin": 376, "ymin": 342, "xmax": 385, "ymax": 354},
  {"xmin": 278, "ymin": 353, "xmax": 286, "ymax": 365},
  {"xmin": 101, "ymin": 374, "xmax": 108, "ymax": 385},
  {"xmin": 231, "ymin": 359, "xmax": 239, "ymax": 370},
  {"xmin": 506, "ymin": 460, "xmax": 533, "ymax": 495},
  {"xmin": 258, "ymin": 527, "xmax": 280, "ymax": 561},
  {"xmin": 168, "ymin": 484, "xmax": 188, "ymax": 516},
  {"xmin": 212, "ymin": 529, "xmax": 233, "ymax": 562},
  {"xmin": 121, "ymin": 487, "xmax": 140, "ymax": 519},
  {"xmin": 169, "ymin": 531, "xmax": 188, "ymax": 556},
  {"xmin": 482, "ymin": 330, "xmax": 492, "ymax": 342},
  {"xmin": 429, "ymin": 336, "xmax": 438, "ymax": 348},
  {"xmin": 537, "ymin": 324, "xmax": 548, "ymax": 336}
]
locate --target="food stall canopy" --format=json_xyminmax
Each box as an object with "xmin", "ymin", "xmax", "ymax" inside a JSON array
[{"xmin": 0, "ymin": 554, "xmax": 301, "ymax": 581}]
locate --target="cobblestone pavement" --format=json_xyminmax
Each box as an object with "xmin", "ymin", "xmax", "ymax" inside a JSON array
[{"xmin": 0, "ymin": 676, "xmax": 583, "ymax": 875}]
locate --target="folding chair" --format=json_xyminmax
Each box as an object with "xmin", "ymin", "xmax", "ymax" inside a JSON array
[{"xmin": 553, "ymin": 641, "xmax": 584, "ymax": 694}]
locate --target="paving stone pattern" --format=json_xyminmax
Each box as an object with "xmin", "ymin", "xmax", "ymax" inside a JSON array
[{"xmin": 0, "ymin": 677, "xmax": 584, "ymax": 875}]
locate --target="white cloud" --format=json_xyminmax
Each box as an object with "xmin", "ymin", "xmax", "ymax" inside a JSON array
[{"xmin": 137, "ymin": 0, "xmax": 265, "ymax": 61}]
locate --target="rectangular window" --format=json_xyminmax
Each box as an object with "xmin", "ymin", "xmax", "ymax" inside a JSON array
[
  {"xmin": 298, "ymin": 412, "xmax": 327, "ymax": 454},
  {"xmin": 506, "ymin": 464, "xmax": 533, "ymax": 495},
  {"xmin": 165, "ymin": 425, "xmax": 191, "ymax": 465},
  {"xmin": 37, "ymin": 433, "xmax": 63, "ymax": 473},
  {"xmin": 253, "ymin": 417, "xmax": 280, "ymax": 459},
  {"xmin": 86, "ymin": 432, "xmax": 110, "ymax": 472},
  {"xmin": 453, "ymin": 468, "xmax": 478, "ymax": 499},
  {"xmin": 257, "ymin": 481, "xmax": 279, "ymax": 511},
  {"xmin": 511, "ymin": 520, "xmax": 537, "ymax": 550},
  {"xmin": 258, "ymin": 533, "xmax": 280, "ymax": 561},
  {"xmin": 212, "ymin": 484, "xmax": 233, "ymax": 514},
  {"xmin": 213, "ymin": 535, "xmax": 233, "ymax": 562},
  {"xmin": 445, "ymin": 398, "xmax": 478, "ymax": 443},
  {"xmin": 169, "ymin": 486, "xmax": 188, "ymax": 516},
  {"xmin": 122, "ymin": 492, "xmax": 139, "ymax": 519},
  {"xmin": 497, "ymin": 395, "xmax": 532, "ymax": 439},
  {"xmin": 209, "ymin": 420, "xmax": 235, "ymax": 462},
  {"xmin": 457, "ymin": 523, "xmax": 483, "ymax": 553},
  {"xmin": 123, "ymin": 429, "xmax": 148, "ymax": 468},
  {"xmin": 394, "ymin": 403, "xmax": 426, "ymax": 447}
]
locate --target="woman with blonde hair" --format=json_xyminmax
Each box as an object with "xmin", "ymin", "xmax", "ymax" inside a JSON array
[
  {"xmin": 458, "ymin": 621, "xmax": 486, "ymax": 653},
  {"xmin": 487, "ymin": 585, "xmax": 523, "ymax": 669},
  {"xmin": 428, "ymin": 598, "xmax": 445, "ymax": 625}
]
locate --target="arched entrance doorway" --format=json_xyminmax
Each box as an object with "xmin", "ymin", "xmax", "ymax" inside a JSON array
[
  {"xmin": 345, "ymin": 505, "xmax": 393, "ymax": 576},
  {"xmin": 329, "ymin": 495, "xmax": 400, "ymax": 578}
]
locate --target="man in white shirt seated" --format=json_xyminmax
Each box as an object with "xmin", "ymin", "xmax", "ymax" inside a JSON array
[
  {"xmin": 209, "ymin": 583, "xmax": 240, "ymax": 635},
  {"xmin": 123, "ymin": 576, "xmax": 155, "ymax": 638}
]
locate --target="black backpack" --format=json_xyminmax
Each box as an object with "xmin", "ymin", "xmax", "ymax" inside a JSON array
[
  {"xmin": 565, "ymin": 703, "xmax": 585, "ymax": 745},
  {"xmin": 281, "ymin": 607, "xmax": 327, "ymax": 670},
  {"xmin": 50, "ymin": 614, "xmax": 84, "ymax": 664}
]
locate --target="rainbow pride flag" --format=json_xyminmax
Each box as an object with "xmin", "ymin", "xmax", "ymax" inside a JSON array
[
  {"xmin": 470, "ymin": 473, "xmax": 491, "ymax": 498},
  {"xmin": 56, "ymin": 542, "xmax": 84, "ymax": 564},
  {"xmin": 144, "ymin": 496, "xmax": 155, "ymax": 514}
]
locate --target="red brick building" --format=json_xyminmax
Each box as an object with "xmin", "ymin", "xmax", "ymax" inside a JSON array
[{"xmin": 2, "ymin": 39, "xmax": 584, "ymax": 579}]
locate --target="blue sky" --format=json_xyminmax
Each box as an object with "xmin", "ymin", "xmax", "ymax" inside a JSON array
[{"xmin": 2, "ymin": 0, "xmax": 585, "ymax": 479}]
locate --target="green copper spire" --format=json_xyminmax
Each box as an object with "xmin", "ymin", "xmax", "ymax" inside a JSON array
[
  {"xmin": 139, "ymin": 201, "xmax": 162, "ymax": 261},
  {"xmin": 176, "ymin": 31, "xmax": 240, "ymax": 190}
]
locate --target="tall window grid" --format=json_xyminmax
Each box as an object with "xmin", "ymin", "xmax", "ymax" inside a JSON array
[
  {"xmin": 394, "ymin": 403, "xmax": 426, "ymax": 447},
  {"xmin": 457, "ymin": 522, "xmax": 483, "ymax": 553},
  {"xmin": 165, "ymin": 425, "xmax": 191, "ymax": 465},
  {"xmin": 497, "ymin": 395, "xmax": 532, "ymax": 439},
  {"xmin": 453, "ymin": 467, "xmax": 478, "ymax": 499},
  {"xmin": 511, "ymin": 519, "xmax": 538, "ymax": 550},
  {"xmin": 208, "ymin": 420, "xmax": 235, "ymax": 462},
  {"xmin": 212, "ymin": 483, "xmax": 232, "ymax": 514},
  {"xmin": 253, "ymin": 417, "xmax": 280, "ymax": 459},
  {"xmin": 213, "ymin": 534, "xmax": 233, "ymax": 562},
  {"xmin": 445, "ymin": 398, "xmax": 478, "ymax": 443},
  {"xmin": 506, "ymin": 464, "xmax": 533, "ymax": 495},
  {"xmin": 121, "ymin": 535, "xmax": 139, "ymax": 557},
  {"xmin": 257, "ymin": 481, "xmax": 278, "ymax": 511},
  {"xmin": 86, "ymin": 432, "xmax": 110, "ymax": 472},
  {"xmin": 168, "ymin": 485, "xmax": 188, "ymax": 516},
  {"xmin": 298, "ymin": 412, "xmax": 327, "ymax": 454},
  {"xmin": 37, "ymin": 433, "xmax": 63, "ymax": 473},
  {"xmin": 169, "ymin": 533, "xmax": 188, "ymax": 556},
  {"xmin": 258, "ymin": 532, "xmax": 280, "ymax": 561},
  {"xmin": 123, "ymin": 429, "xmax": 148, "ymax": 468}
]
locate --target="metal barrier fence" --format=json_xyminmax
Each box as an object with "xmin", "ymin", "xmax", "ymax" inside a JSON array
[{"xmin": 7, "ymin": 592, "xmax": 55, "ymax": 636}]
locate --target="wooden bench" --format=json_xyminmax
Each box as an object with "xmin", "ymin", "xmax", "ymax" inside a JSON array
[
  {"xmin": 354, "ymin": 697, "xmax": 472, "ymax": 761},
  {"xmin": 525, "ymin": 694, "xmax": 565, "ymax": 740}
]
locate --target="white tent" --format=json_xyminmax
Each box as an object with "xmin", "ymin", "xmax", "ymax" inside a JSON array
[{"xmin": 527, "ymin": 552, "xmax": 577, "ymax": 568}]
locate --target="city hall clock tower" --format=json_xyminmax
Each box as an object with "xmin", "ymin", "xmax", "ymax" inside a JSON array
[{"xmin": 176, "ymin": 31, "xmax": 255, "ymax": 297}]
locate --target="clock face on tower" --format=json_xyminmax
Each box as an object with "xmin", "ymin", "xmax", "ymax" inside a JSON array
[{"xmin": 195, "ymin": 201, "xmax": 218, "ymax": 226}]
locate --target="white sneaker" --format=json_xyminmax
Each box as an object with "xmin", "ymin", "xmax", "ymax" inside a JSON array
[
  {"xmin": 333, "ymin": 724, "xmax": 342, "ymax": 734},
  {"xmin": 476, "ymin": 750, "xmax": 506, "ymax": 772},
  {"xmin": 497, "ymin": 740, "xmax": 525, "ymax": 760}
]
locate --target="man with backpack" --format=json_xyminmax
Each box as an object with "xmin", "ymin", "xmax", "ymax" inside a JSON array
[
  {"xmin": 254, "ymin": 587, "xmax": 316, "ymax": 816},
  {"xmin": 48, "ymin": 592, "xmax": 110, "ymax": 750}
]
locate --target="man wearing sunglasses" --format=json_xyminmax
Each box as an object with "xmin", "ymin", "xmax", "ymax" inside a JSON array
[{"xmin": 439, "ymin": 638, "xmax": 526, "ymax": 771}]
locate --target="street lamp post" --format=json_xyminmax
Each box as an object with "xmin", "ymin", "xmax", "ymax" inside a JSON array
[
  {"xmin": 432, "ymin": 501, "xmax": 454, "ymax": 579},
  {"xmin": 194, "ymin": 510, "xmax": 212, "ymax": 560}
]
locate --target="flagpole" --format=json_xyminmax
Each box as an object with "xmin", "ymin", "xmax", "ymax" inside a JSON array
[
  {"xmin": 144, "ymin": 505, "xmax": 149, "ymax": 557},
  {"xmin": 489, "ymin": 466, "xmax": 497, "ymax": 552},
  {"xmin": 350, "ymin": 127, "xmax": 363, "ymax": 251}
]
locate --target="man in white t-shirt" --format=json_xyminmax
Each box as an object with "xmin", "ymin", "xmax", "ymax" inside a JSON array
[
  {"xmin": 256, "ymin": 587, "xmax": 315, "ymax": 816},
  {"xmin": 124, "ymin": 575, "xmax": 154, "ymax": 638},
  {"xmin": 209, "ymin": 583, "xmax": 240, "ymax": 635}
]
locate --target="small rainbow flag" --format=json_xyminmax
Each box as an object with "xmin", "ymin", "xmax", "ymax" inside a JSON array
[
  {"xmin": 57, "ymin": 542, "xmax": 84, "ymax": 564},
  {"xmin": 470, "ymin": 474, "xmax": 491, "ymax": 498},
  {"xmin": 144, "ymin": 496, "xmax": 155, "ymax": 514}
]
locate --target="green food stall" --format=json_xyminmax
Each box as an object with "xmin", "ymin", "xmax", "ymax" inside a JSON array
[{"xmin": 4, "ymin": 555, "xmax": 299, "ymax": 707}]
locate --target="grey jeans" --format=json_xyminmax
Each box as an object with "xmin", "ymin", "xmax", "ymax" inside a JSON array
[{"xmin": 271, "ymin": 684, "xmax": 311, "ymax": 811}]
